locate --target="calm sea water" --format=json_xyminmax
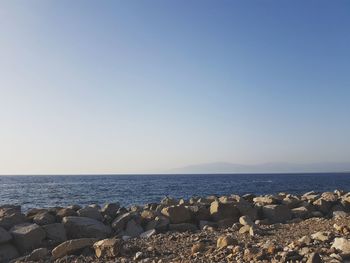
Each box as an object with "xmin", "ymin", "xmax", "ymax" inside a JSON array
[{"xmin": 0, "ymin": 173, "xmax": 350, "ymax": 211}]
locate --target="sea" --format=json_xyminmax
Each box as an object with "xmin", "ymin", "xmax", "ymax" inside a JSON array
[{"xmin": 0, "ymin": 173, "xmax": 350, "ymax": 211}]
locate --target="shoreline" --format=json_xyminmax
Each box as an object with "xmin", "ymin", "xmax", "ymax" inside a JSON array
[{"xmin": 1, "ymin": 190, "xmax": 350, "ymax": 262}]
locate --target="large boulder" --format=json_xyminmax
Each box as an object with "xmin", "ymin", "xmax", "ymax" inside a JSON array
[
  {"xmin": 161, "ymin": 206, "xmax": 192, "ymax": 224},
  {"xmin": 235, "ymin": 197, "xmax": 258, "ymax": 220},
  {"xmin": 0, "ymin": 243, "xmax": 19, "ymax": 262},
  {"xmin": 188, "ymin": 205, "xmax": 211, "ymax": 221},
  {"xmin": 52, "ymin": 238, "xmax": 96, "ymax": 259},
  {"xmin": 313, "ymin": 198, "xmax": 333, "ymax": 214},
  {"xmin": 57, "ymin": 208, "xmax": 78, "ymax": 219},
  {"xmin": 0, "ymin": 207, "xmax": 27, "ymax": 230},
  {"xmin": 77, "ymin": 207, "xmax": 103, "ymax": 221},
  {"xmin": 42, "ymin": 223, "xmax": 67, "ymax": 244},
  {"xmin": 10, "ymin": 223, "xmax": 46, "ymax": 253},
  {"xmin": 253, "ymin": 196, "xmax": 278, "ymax": 205},
  {"xmin": 111, "ymin": 212, "xmax": 135, "ymax": 231},
  {"xmin": 33, "ymin": 212, "xmax": 56, "ymax": 225},
  {"xmin": 93, "ymin": 238, "xmax": 123, "ymax": 258},
  {"xmin": 125, "ymin": 219, "xmax": 143, "ymax": 237},
  {"xmin": 262, "ymin": 205, "xmax": 292, "ymax": 223},
  {"xmin": 145, "ymin": 216, "xmax": 169, "ymax": 232},
  {"xmin": 63, "ymin": 216, "xmax": 112, "ymax": 239},
  {"xmin": 101, "ymin": 203, "xmax": 120, "ymax": 218},
  {"xmin": 0, "ymin": 227, "xmax": 12, "ymax": 243},
  {"xmin": 209, "ymin": 201, "xmax": 240, "ymax": 221}
]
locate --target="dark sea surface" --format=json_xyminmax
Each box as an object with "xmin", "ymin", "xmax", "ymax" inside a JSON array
[{"xmin": 0, "ymin": 173, "xmax": 350, "ymax": 210}]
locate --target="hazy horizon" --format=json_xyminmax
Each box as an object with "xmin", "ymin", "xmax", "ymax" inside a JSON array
[{"xmin": 1, "ymin": 1, "xmax": 350, "ymax": 174}]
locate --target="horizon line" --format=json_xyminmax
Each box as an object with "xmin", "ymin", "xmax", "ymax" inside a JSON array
[{"xmin": 1, "ymin": 171, "xmax": 350, "ymax": 176}]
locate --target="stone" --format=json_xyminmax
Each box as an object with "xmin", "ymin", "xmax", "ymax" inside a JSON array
[
  {"xmin": 311, "ymin": 231, "xmax": 333, "ymax": 242},
  {"xmin": 67, "ymin": 204, "xmax": 82, "ymax": 211},
  {"xmin": 125, "ymin": 219, "xmax": 143, "ymax": 237},
  {"xmin": 33, "ymin": 212, "xmax": 56, "ymax": 225},
  {"xmin": 169, "ymin": 223, "xmax": 198, "ymax": 232},
  {"xmin": 42, "ymin": 223, "xmax": 67, "ymax": 243},
  {"xmin": 239, "ymin": 215, "xmax": 254, "ymax": 226},
  {"xmin": 0, "ymin": 208, "xmax": 27, "ymax": 230},
  {"xmin": 63, "ymin": 216, "xmax": 112, "ymax": 239},
  {"xmin": 93, "ymin": 238, "xmax": 123, "ymax": 258},
  {"xmin": 101, "ymin": 203, "xmax": 120, "ymax": 217},
  {"xmin": 331, "ymin": 238, "xmax": 350, "ymax": 256},
  {"xmin": 189, "ymin": 205, "xmax": 211, "ymax": 221},
  {"xmin": 236, "ymin": 198, "xmax": 258, "ymax": 220},
  {"xmin": 313, "ymin": 198, "xmax": 332, "ymax": 214},
  {"xmin": 161, "ymin": 206, "xmax": 192, "ymax": 224},
  {"xmin": 291, "ymin": 206, "xmax": 310, "ymax": 219},
  {"xmin": 253, "ymin": 196, "xmax": 277, "ymax": 205},
  {"xmin": 111, "ymin": 212, "xmax": 134, "ymax": 230},
  {"xmin": 160, "ymin": 196, "xmax": 178, "ymax": 206},
  {"xmin": 239, "ymin": 225, "xmax": 250, "ymax": 234},
  {"xmin": 57, "ymin": 208, "xmax": 78, "ymax": 218},
  {"xmin": 0, "ymin": 243, "xmax": 19, "ymax": 262},
  {"xmin": 0, "ymin": 227, "xmax": 12, "ymax": 243},
  {"xmin": 10, "ymin": 223, "xmax": 46, "ymax": 253},
  {"xmin": 209, "ymin": 201, "xmax": 240, "ymax": 221},
  {"xmin": 191, "ymin": 242, "xmax": 206, "ymax": 254},
  {"xmin": 140, "ymin": 229, "xmax": 156, "ymax": 238},
  {"xmin": 262, "ymin": 204, "xmax": 292, "ymax": 223},
  {"xmin": 217, "ymin": 235, "xmax": 237, "ymax": 248},
  {"xmin": 306, "ymin": 252, "xmax": 323, "ymax": 263},
  {"xmin": 145, "ymin": 216, "xmax": 169, "ymax": 232},
  {"xmin": 141, "ymin": 210, "xmax": 157, "ymax": 221},
  {"xmin": 77, "ymin": 207, "xmax": 103, "ymax": 221},
  {"xmin": 52, "ymin": 238, "xmax": 96, "ymax": 259},
  {"xmin": 26, "ymin": 247, "xmax": 49, "ymax": 261}
]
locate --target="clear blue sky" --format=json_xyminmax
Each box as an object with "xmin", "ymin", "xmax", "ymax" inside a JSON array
[{"xmin": 0, "ymin": 1, "xmax": 349, "ymax": 174}]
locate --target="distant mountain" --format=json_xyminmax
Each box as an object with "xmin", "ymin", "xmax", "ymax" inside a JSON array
[{"xmin": 167, "ymin": 162, "xmax": 350, "ymax": 174}]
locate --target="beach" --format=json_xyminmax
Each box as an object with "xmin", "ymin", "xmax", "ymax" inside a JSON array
[{"xmin": 1, "ymin": 190, "xmax": 350, "ymax": 262}]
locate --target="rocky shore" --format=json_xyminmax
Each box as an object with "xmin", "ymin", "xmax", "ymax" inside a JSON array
[{"xmin": 2, "ymin": 190, "xmax": 350, "ymax": 262}]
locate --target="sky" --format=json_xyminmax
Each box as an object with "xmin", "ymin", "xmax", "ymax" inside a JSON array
[{"xmin": 0, "ymin": 1, "xmax": 349, "ymax": 174}]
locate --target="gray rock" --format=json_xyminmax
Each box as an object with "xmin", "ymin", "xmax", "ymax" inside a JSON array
[
  {"xmin": 262, "ymin": 205, "xmax": 292, "ymax": 223},
  {"xmin": 111, "ymin": 212, "xmax": 134, "ymax": 231},
  {"xmin": 42, "ymin": 223, "xmax": 67, "ymax": 243},
  {"xmin": 161, "ymin": 206, "xmax": 192, "ymax": 224},
  {"xmin": 209, "ymin": 201, "xmax": 240, "ymax": 221},
  {"xmin": 0, "ymin": 227, "xmax": 12, "ymax": 243},
  {"xmin": 77, "ymin": 207, "xmax": 103, "ymax": 221},
  {"xmin": 57, "ymin": 208, "xmax": 78, "ymax": 218},
  {"xmin": 26, "ymin": 247, "xmax": 49, "ymax": 261},
  {"xmin": 0, "ymin": 208, "xmax": 27, "ymax": 230},
  {"xmin": 101, "ymin": 203, "xmax": 120, "ymax": 218},
  {"xmin": 0, "ymin": 243, "xmax": 19, "ymax": 262},
  {"xmin": 33, "ymin": 212, "xmax": 56, "ymax": 225},
  {"xmin": 125, "ymin": 219, "xmax": 143, "ymax": 237},
  {"xmin": 63, "ymin": 216, "xmax": 112, "ymax": 239},
  {"xmin": 52, "ymin": 238, "xmax": 96, "ymax": 259},
  {"xmin": 145, "ymin": 216, "xmax": 169, "ymax": 232},
  {"xmin": 10, "ymin": 223, "xmax": 46, "ymax": 253}
]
